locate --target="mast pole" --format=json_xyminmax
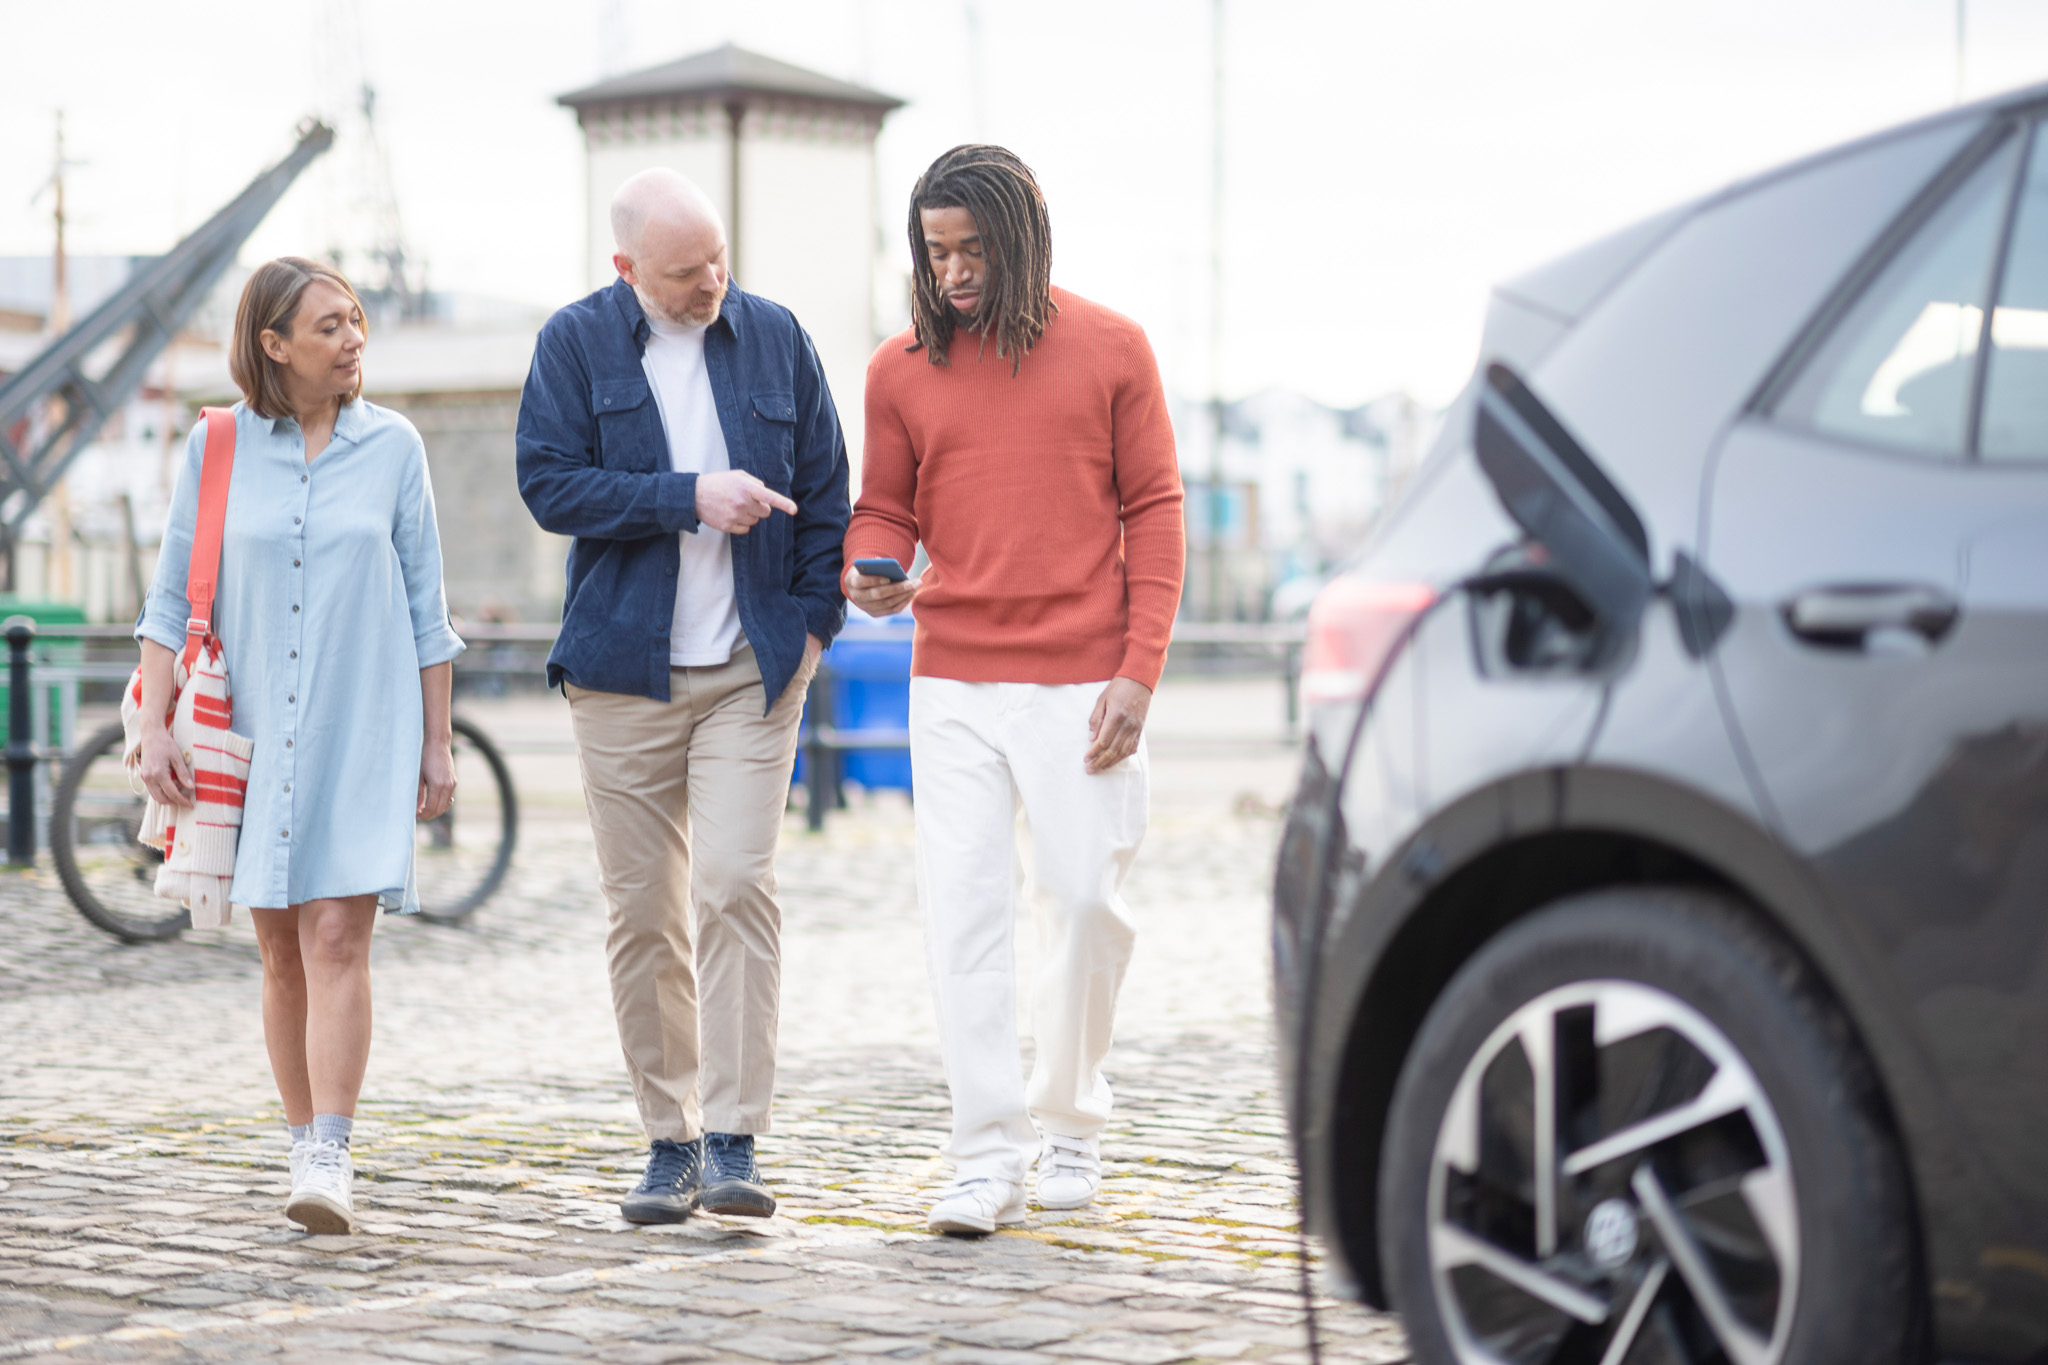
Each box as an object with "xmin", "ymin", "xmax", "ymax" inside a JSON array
[{"xmin": 1206, "ymin": 0, "xmax": 1227, "ymax": 620}]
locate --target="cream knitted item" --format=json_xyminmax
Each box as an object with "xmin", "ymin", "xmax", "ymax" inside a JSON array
[{"xmin": 121, "ymin": 634, "xmax": 254, "ymax": 927}]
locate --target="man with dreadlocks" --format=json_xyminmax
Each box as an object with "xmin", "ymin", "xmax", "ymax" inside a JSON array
[{"xmin": 843, "ymin": 145, "xmax": 1185, "ymax": 1235}]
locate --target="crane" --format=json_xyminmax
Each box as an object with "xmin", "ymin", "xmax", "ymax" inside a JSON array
[{"xmin": 0, "ymin": 120, "xmax": 334, "ymax": 544}]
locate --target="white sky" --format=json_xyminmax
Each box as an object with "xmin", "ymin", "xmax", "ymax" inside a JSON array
[{"xmin": 3, "ymin": 0, "xmax": 2046, "ymax": 407}]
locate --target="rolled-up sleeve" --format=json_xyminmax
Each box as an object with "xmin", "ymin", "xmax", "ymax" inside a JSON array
[
  {"xmin": 394, "ymin": 437, "xmax": 466, "ymax": 668},
  {"xmin": 136, "ymin": 419, "xmax": 206, "ymax": 653}
]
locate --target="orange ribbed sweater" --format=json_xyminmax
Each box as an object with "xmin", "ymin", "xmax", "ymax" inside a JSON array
[{"xmin": 845, "ymin": 288, "xmax": 1186, "ymax": 688}]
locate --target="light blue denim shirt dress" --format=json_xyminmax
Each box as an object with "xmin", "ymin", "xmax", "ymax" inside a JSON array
[{"xmin": 137, "ymin": 400, "xmax": 466, "ymax": 914}]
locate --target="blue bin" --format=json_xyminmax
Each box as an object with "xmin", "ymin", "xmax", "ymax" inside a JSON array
[{"xmin": 794, "ymin": 615, "xmax": 913, "ymax": 794}]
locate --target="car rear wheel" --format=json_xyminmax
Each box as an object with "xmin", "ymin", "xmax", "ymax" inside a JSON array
[{"xmin": 1379, "ymin": 888, "xmax": 1918, "ymax": 1365}]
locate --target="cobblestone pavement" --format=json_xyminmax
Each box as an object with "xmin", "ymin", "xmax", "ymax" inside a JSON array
[{"xmin": 0, "ymin": 681, "xmax": 1408, "ymax": 1364}]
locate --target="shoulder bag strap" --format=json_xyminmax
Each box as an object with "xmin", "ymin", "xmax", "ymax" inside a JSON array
[{"xmin": 182, "ymin": 407, "xmax": 237, "ymax": 672}]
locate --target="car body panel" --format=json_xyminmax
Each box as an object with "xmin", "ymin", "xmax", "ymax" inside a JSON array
[
  {"xmin": 1473, "ymin": 292, "xmax": 1573, "ymax": 378},
  {"xmin": 1707, "ymin": 415, "xmax": 2048, "ymax": 1357},
  {"xmin": 1580, "ymin": 592, "xmax": 1764, "ymax": 825},
  {"xmin": 1332, "ymin": 605, "xmax": 1607, "ymax": 914},
  {"xmin": 1496, "ymin": 200, "xmax": 1697, "ymax": 324}
]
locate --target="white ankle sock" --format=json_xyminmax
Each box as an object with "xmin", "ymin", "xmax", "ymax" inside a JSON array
[{"xmin": 310, "ymin": 1114, "xmax": 352, "ymax": 1147}]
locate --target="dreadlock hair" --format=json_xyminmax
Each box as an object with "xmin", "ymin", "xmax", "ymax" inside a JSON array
[{"xmin": 907, "ymin": 144, "xmax": 1056, "ymax": 376}]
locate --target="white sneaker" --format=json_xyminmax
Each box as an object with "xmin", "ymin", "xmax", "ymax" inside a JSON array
[
  {"xmin": 286, "ymin": 1139, "xmax": 355, "ymax": 1234},
  {"xmin": 927, "ymin": 1177, "xmax": 1027, "ymax": 1235},
  {"xmin": 1036, "ymin": 1133, "xmax": 1101, "ymax": 1210}
]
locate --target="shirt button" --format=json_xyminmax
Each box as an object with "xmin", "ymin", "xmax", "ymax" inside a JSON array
[
  {"xmin": 288, "ymin": 694, "xmax": 296, "ymax": 703},
  {"xmin": 294, "ymin": 516, "xmax": 302, "ymax": 525},
  {"xmin": 300, "ymin": 474, "xmax": 308, "ymax": 484},
  {"xmin": 293, "ymin": 559, "xmax": 301, "ymax": 567},
  {"xmin": 292, "ymin": 605, "xmax": 300, "ymax": 612},
  {"xmin": 290, "ymin": 651, "xmax": 297, "ymax": 659},
  {"xmin": 286, "ymin": 739, "xmax": 293, "ymax": 748},
  {"xmin": 283, "ymin": 783, "xmax": 291, "ymax": 793},
  {"xmin": 281, "ymin": 830, "xmax": 289, "ymax": 838}
]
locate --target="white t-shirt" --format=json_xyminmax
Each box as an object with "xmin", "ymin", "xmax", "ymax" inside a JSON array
[{"xmin": 641, "ymin": 315, "xmax": 743, "ymax": 666}]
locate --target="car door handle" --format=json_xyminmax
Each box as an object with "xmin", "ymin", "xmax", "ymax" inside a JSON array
[{"xmin": 1782, "ymin": 584, "xmax": 1959, "ymax": 650}]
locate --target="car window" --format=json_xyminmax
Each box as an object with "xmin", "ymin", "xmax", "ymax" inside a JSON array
[
  {"xmin": 1980, "ymin": 127, "xmax": 2048, "ymax": 461},
  {"xmin": 1774, "ymin": 137, "xmax": 2018, "ymax": 459}
]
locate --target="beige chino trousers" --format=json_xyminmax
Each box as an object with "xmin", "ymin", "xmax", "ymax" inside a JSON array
[{"xmin": 566, "ymin": 642, "xmax": 813, "ymax": 1141}]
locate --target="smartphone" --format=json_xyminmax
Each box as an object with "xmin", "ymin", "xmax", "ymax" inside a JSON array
[{"xmin": 853, "ymin": 557, "xmax": 908, "ymax": 583}]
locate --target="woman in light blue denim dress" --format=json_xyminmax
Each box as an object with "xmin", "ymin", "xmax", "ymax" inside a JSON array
[{"xmin": 134, "ymin": 259, "xmax": 464, "ymax": 1234}]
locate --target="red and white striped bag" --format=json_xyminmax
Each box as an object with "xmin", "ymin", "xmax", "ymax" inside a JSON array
[{"xmin": 120, "ymin": 407, "xmax": 255, "ymax": 927}]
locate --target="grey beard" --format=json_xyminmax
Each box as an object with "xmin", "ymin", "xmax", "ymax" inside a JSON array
[{"xmin": 635, "ymin": 285, "xmax": 722, "ymax": 328}]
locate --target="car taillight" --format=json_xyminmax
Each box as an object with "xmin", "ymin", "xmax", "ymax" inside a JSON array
[{"xmin": 1301, "ymin": 578, "xmax": 1437, "ymax": 706}]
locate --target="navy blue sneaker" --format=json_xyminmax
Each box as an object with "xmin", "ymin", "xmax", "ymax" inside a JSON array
[
  {"xmin": 699, "ymin": 1132, "xmax": 776, "ymax": 1218},
  {"xmin": 619, "ymin": 1138, "xmax": 703, "ymax": 1224}
]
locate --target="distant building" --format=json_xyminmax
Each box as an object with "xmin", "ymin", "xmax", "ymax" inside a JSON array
[
  {"xmin": 557, "ymin": 44, "xmax": 904, "ymax": 465},
  {"xmin": 359, "ymin": 325, "xmax": 557, "ymax": 624},
  {"xmin": 0, "ymin": 255, "xmax": 146, "ymax": 330},
  {"xmin": 1174, "ymin": 389, "xmax": 1434, "ymax": 619}
]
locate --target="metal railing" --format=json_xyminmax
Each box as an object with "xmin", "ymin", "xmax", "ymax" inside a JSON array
[
  {"xmin": 797, "ymin": 659, "xmax": 909, "ymax": 832},
  {"xmin": 0, "ymin": 621, "xmax": 141, "ymax": 865},
  {"xmin": 445, "ymin": 618, "xmax": 1305, "ymax": 694},
  {"xmin": 788, "ymin": 619, "xmax": 1306, "ymax": 831},
  {"xmin": 0, "ymin": 619, "xmax": 1307, "ymax": 844},
  {"xmin": 1165, "ymin": 620, "xmax": 1307, "ymax": 731}
]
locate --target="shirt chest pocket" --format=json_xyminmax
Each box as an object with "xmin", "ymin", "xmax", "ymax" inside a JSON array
[
  {"xmin": 591, "ymin": 379, "xmax": 660, "ymax": 471},
  {"xmin": 750, "ymin": 392, "xmax": 796, "ymax": 482}
]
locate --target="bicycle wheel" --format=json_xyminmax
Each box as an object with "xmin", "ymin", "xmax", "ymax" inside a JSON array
[
  {"xmin": 415, "ymin": 714, "xmax": 518, "ymax": 924},
  {"xmin": 49, "ymin": 719, "xmax": 189, "ymax": 942}
]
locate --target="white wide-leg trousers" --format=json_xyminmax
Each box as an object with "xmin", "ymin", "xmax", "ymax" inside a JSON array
[{"xmin": 910, "ymin": 677, "xmax": 1149, "ymax": 1185}]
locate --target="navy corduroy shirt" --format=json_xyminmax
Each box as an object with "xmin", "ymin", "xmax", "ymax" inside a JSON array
[{"xmin": 516, "ymin": 280, "xmax": 850, "ymax": 710}]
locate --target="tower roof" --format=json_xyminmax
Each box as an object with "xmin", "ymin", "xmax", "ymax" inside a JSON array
[{"xmin": 558, "ymin": 43, "xmax": 904, "ymax": 114}]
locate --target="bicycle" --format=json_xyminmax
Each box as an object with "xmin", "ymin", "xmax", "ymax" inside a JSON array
[{"xmin": 49, "ymin": 714, "xmax": 518, "ymax": 942}]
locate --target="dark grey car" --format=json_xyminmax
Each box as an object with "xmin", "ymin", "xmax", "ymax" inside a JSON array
[{"xmin": 1274, "ymin": 82, "xmax": 2048, "ymax": 1365}]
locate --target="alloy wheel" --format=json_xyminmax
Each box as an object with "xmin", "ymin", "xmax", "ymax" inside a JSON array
[{"xmin": 1427, "ymin": 979, "xmax": 1799, "ymax": 1365}]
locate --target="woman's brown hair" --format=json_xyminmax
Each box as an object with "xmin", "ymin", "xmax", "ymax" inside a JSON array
[{"xmin": 228, "ymin": 257, "xmax": 367, "ymax": 419}]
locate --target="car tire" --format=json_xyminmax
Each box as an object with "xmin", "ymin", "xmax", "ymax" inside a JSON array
[{"xmin": 1378, "ymin": 887, "xmax": 1919, "ymax": 1365}]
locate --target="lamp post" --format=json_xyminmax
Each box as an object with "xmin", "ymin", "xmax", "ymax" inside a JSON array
[
  {"xmin": 5, "ymin": 616, "xmax": 37, "ymax": 866},
  {"xmin": 1956, "ymin": 0, "xmax": 1967, "ymax": 104}
]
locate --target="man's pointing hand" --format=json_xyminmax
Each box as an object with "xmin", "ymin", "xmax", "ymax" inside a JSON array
[{"xmin": 695, "ymin": 469, "xmax": 798, "ymax": 534}]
